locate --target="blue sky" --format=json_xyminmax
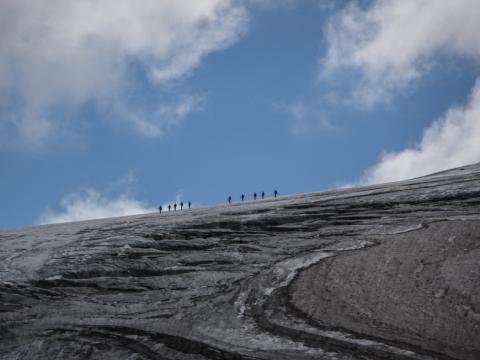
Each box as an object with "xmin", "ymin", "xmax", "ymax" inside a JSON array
[{"xmin": 1, "ymin": 0, "xmax": 480, "ymax": 228}]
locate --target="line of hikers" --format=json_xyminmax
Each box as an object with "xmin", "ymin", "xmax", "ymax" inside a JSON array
[
  {"xmin": 158, "ymin": 201, "xmax": 191, "ymax": 214},
  {"xmin": 158, "ymin": 190, "xmax": 278, "ymax": 214},
  {"xmin": 228, "ymin": 190, "xmax": 278, "ymax": 204}
]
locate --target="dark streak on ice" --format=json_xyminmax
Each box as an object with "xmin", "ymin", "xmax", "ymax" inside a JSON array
[{"xmin": 1, "ymin": 163, "xmax": 480, "ymax": 359}]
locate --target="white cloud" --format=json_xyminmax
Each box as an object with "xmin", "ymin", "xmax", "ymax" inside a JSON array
[
  {"xmin": 0, "ymin": 0, "xmax": 247, "ymax": 149},
  {"xmin": 37, "ymin": 177, "xmax": 189, "ymax": 224},
  {"xmin": 322, "ymin": 0, "xmax": 480, "ymax": 184},
  {"xmin": 362, "ymin": 80, "xmax": 480, "ymax": 184},
  {"xmin": 323, "ymin": 0, "xmax": 480, "ymax": 106},
  {"xmin": 37, "ymin": 189, "xmax": 156, "ymax": 225}
]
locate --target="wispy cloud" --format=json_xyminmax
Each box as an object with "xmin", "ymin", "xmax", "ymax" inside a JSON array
[
  {"xmin": 36, "ymin": 173, "xmax": 190, "ymax": 224},
  {"xmin": 0, "ymin": 0, "xmax": 247, "ymax": 150},
  {"xmin": 276, "ymin": 100, "xmax": 334, "ymax": 135},
  {"xmin": 117, "ymin": 94, "xmax": 207, "ymax": 138}
]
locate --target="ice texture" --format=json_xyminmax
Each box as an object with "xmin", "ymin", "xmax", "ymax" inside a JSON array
[{"xmin": 1, "ymin": 163, "xmax": 480, "ymax": 359}]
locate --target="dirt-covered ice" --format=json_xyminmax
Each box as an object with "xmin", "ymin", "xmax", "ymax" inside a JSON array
[{"xmin": 1, "ymin": 163, "xmax": 480, "ymax": 359}]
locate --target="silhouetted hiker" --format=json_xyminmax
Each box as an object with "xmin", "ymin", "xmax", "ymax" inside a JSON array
[
  {"xmin": 158, "ymin": 205, "xmax": 162, "ymax": 214},
  {"xmin": 188, "ymin": 201, "xmax": 191, "ymax": 209},
  {"xmin": 228, "ymin": 196, "xmax": 232, "ymax": 204},
  {"xmin": 180, "ymin": 202, "xmax": 184, "ymax": 210},
  {"xmin": 253, "ymin": 192, "xmax": 257, "ymax": 200},
  {"xmin": 174, "ymin": 203, "xmax": 177, "ymax": 211},
  {"xmin": 241, "ymin": 194, "xmax": 245, "ymax": 202},
  {"xmin": 168, "ymin": 204, "xmax": 171, "ymax": 212},
  {"xmin": 274, "ymin": 190, "xmax": 278, "ymax": 198},
  {"xmin": 261, "ymin": 191, "xmax": 265, "ymax": 199}
]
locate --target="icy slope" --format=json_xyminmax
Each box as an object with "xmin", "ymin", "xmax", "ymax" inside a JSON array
[{"xmin": 1, "ymin": 164, "xmax": 480, "ymax": 360}]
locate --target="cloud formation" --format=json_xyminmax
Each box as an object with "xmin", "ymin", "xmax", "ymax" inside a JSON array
[
  {"xmin": 0, "ymin": 0, "xmax": 247, "ymax": 149},
  {"xmin": 37, "ymin": 189, "xmax": 156, "ymax": 225},
  {"xmin": 324, "ymin": 0, "xmax": 480, "ymax": 106},
  {"xmin": 362, "ymin": 81, "xmax": 480, "ymax": 184},
  {"xmin": 37, "ymin": 173, "xmax": 187, "ymax": 225},
  {"xmin": 323, "ymin": 0, "xmax": 480, "ymax": 183}
]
